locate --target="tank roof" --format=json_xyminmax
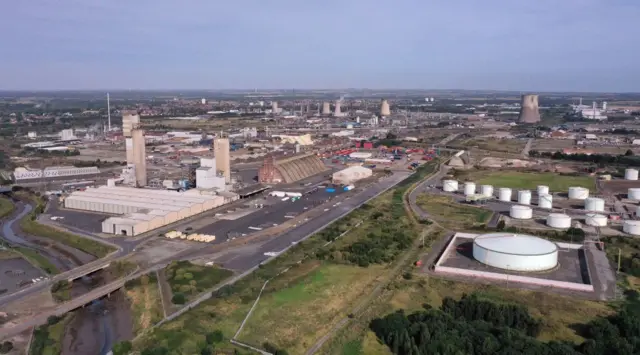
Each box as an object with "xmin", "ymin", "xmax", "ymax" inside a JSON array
[{"xmin": 474, "ymin": 233, "xmax": 557, "ymax": 256}]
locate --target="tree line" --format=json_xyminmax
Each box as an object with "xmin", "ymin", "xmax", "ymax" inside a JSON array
[
  {"xmin": 370, "ymin": 293, "xmax": 640, "ymax": 355},
  {"xmin": 528, "ymin": 150, "xmax": 640, "ymax": 167}
]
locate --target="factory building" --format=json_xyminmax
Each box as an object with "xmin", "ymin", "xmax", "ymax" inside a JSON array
[
  {"xmin": 59, "ymin": 129, "xmax": 77, "ymax": 141},
  {"xmin": 64, "ymin": 186, "xmax": 229, "ymax": 236},
  {"xmin": 258, "ymin": 153, "xmax": 328, "ymax": 184},
  {"xmin": 195, "ymin": 157, "xmax": 226, "ymax": 190},
  {"xmin": 13, "ymin": 166, "xmax": 100, "ymax": 181},
  {"xmin": 213, "ymin": 138, "xmax": 231, "ymax": 183},
  {"xmin": 332, "ymin": 166, "xmax": 372, "ymax": 185}
]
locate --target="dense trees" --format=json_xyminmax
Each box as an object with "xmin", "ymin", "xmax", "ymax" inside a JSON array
[
  {"xmin": 528, "ymin": 150, "xmax": 640, "ymax": 167},
  {"xmin": 371, "ymin": 293, "xmax": 640, "ymax": 355}
]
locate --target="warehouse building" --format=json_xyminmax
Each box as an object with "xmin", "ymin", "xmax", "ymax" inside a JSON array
[
  {"xmin": 14, "ymin": 166, "xmax": 100, "ymax": 181},
  {"xmin": 258, "ymin": 153, "xmax": 328, "ymax": 184},
  {"xmin": 332, "ymin": 166, "xmax": 373, "ymax": 185},
  {"xmin": 64, "ymin": 186, "xmax": 231, "ymax": 236}
]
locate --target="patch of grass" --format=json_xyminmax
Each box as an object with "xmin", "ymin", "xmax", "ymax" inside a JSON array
[
  {"xmin": 13, "ymin": 247, "xmax": 60, "ymax": 274},
  {"xmin": 463, "ymin": 138, "xmax": 526, "ymax": 154},
  {"xmin": 166, "ymin": 260, "xmax": 233, "ymax": 303},
  {"xmin": 50, "ymin": 280, "xmax": 71, "ymax": 303},
  {"xmin": 0, "ymin": 197, "xmax": 14, "ymax": 219},
  {"xmin": 29, "ymin": 314, "xmax": 73, "ymax": 355},
  {"xmin": 124, "ymin": 273, "xmax": 164, "ymax": 335},
  {"xmin": 415, "ymin": 193, "xmax": 492, "ymax": 229},
  {"xmin": 0, "ymin": 249, "xmax": 17, "ymax": 260},
  {"xmin": 458, "ymin": 170, "xmax": 596, "ymax": 192}
]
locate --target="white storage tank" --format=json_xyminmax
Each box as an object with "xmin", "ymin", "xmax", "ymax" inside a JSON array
[
  {"xmin": 498, "ymin": 188, "xmax": 512, "ymax": 202},
  {"xmin": 538, "ymin": 194, "xmax": 553, "ymax": 209},
  {"xmin": 547, "ymin": 213, "xmax": 572, "ymax": 229},
  {"xmin": 537, "ymin": 185, "xmax": 549, "ymax": 195},
  {"xmin": 518, "ymin": 190, "xmax": 532, "ymax": 205},
  {"xmin": 624, "ymin": 220, "xmax": 640, "ymax": 236},
  {"xmin": 481, "ymin": 185, "xmax": 494, "ymax": 198},
  {"xmin": 568, "ymin": 187, "xmax": 589, "ymax": 200},
  {"xmin": 463, "ymin": 182, "xmax": 476, "ymax": 196},
  {"xmin": 510, "ymin": 205, "xmax": 533, "ymax": 219},
  {"xmin": 636, "ymin": 205, "xmax": 640, "ymax": 217},
  {"xmin": 584, "ymin": 197, "xmax": 605, "ymax": 212},
  {"xmin": 628, "ymin": 188, "xmax": 640, "ymax": 200},
  {"xmin": 443, "ymin": 180, "xmax": 459, "ymax": 192},
  {"xmin": 625, "ymin": 168, "xmax": 639, "ymax": 181},
  {"xmin": 472, "ymin": 233, "xmax": 558, "ymax": 272},
  {"xmin": 585, "ymin": 213, "xmax": 608, "ymax": 227}
]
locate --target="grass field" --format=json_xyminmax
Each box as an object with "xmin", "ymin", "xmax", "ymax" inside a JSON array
[
  {"xmin": 462, "ymin": 138, "xmax": 526, "ymax": 154},
  {"xmin": 124, "ymin": 273, "xmax": 164, "ymax": 335},
  {"xmin": 29, "ymin": 314, "xmax": 73, "ymax": 355},
  {"xmin": 0, "ymin": 197, "xmax": 15, "ymax": 219},
  {"xmin": 456, "ymin": 170, "xmax": 596, "ymax": 192},
  {"xmin": 416, "ymin": 194, "xmax": 492, "ymax": 229},
  {"xmin": 165, "ymin": 261, "xmax": 233, "ymax": 303},
  {"xmin": 13, "ymin": 246, "xmax": 60, "ymax": 275},
  {"xmin": 51, "ymin": 280, "xmax": 72, "ymax": 303}
]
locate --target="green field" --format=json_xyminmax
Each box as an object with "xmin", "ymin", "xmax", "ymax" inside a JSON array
[
  {"xmin": 14, "ymin": 247, "xmax": 60, "ymax": 275},
  {"xmin": 416, "ymin": 194, "xmax": 492, "ymax": 229},
  {"xmin": 0, "ymin": 197, "xmax": 15, "ymax": 219},
  {"xmin": 458, "ymin": 171, "xmax": 596, "ymax": 192},
  {"xmin": 165, "ymin": 261, "xmax": 233, "ymax": 304},
  {"xmin": 29, "ymin": 314, "xmax": 73, "ymax": 355},
  {"xmin": 124, "ymin": 273, "xmax": 164, "ymax": 335}
]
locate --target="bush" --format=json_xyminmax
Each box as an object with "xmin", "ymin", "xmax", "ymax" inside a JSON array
[
  {"xmin": 205, "ymin": 330, "xmax": 224, "ymax": 344},
  {"xmin": 172, "ymin": 292, "xmax": 186, "ymax": 304},
  {"xmin": 112, "ymin": 341, "xmax": 132, "ymax": 355},
  {"xmin": 0, "ymin": 342, "xmax": 13, "ymax": 354}
]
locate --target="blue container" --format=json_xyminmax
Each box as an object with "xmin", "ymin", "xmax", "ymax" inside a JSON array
[{"xmin": 326, "ymin": 188, "xmax": 336, "ymax": 193}]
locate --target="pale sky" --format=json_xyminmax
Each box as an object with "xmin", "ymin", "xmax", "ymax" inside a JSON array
[{"xmin": 1, "ymin": 0, "xmax": 638, "ymax": 92}]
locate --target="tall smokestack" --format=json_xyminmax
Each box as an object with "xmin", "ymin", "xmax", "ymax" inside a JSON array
[
  {"xmin": 322, "ymin": 102, "xmax": 331, "ymax": 115},
  {"xmin": 380, "ymin": 99, "xmax": 391, "ymax": 116},
  {"xmin": 131, "ymin": 128, "xmax": 147, "ymax": 187},
  {"xmin": 213, "ymin": 138, "xmax": 231, "ymax": 183},
  {"xmin": 334, "ymin": 100, "xmax": 342, "ymax": 116},
  {"xmin": 518, "ymin": 94, "xmax": 541, "ymax": 123},
  {"xmin": 122, "ymin": 112, "xmax": 140, "ymax": 164},
  {"xmin": 272, "ymin": 101, "xmax": 278, "ymax": 114}
]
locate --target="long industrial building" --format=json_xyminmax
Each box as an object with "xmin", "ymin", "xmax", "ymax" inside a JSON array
[
  {"xmin": 64, "ymin": 186, "xmax": 236, "ymax": 236},
  {"xmin": 258, "ymin": 153, "xmax": 328, "ymax": 184},
  {"xmin": 14, "ymin": 166, "xmax": 100, "ymax": 181}
]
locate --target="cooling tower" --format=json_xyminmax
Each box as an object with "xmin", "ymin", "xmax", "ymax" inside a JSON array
[
  {"xmin": 322, "ymin": 102, "xmax": 331, "ymax": 115},
  {"xmin": 334, "ymin": 100, "xmax": 342, "ymax": 116},
  {"xmin": 213, "ymin": 138, "xmax": 231, "ymax": 183},
  {"xmin": 131, "ymin": 128, "xmax": 147, "ymax": 187},
  {"xmin": 380, "ymin": 99, "xmax": 391, "ymax": 116},
  {"xmin": 272, "ymin": 101, "xmax": 278, "ymax": 113},
  {"xmin": 518, "ymin": 94, "xmax": 541, "ymax": 123}
]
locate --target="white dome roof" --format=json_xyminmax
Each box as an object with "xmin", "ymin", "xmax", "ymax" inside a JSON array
[{"xmin": 474, "ymin": 233, "xmax": 557, "ymax": 256}]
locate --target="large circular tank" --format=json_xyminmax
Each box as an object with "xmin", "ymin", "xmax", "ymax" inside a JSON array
[
  {"xmin": 518, "ymin": 190, "xmax": 531, "ymax": 205},
  {"xmin": 498, "ymin": 188, "xmax": 512, "ymax": 202},
  {"xmin": 537, "ymin": 185, "xmax": 549, "ymax": 195},
  {"xmin": 628, "ymin": 188, "xmax": 640, "ymax": 200},
  {"xmin": 481, "ymin": 185, "xmax": 494, "ymax": 198},
  {"xmin": 547, "ymin": 213, "xmax": 572, "ymax": 229},
  {"xmin": 584, "ymin": 197, "xmax": 605, "ymax": 212},
  {"xmin": 510, "ymin": 205, "xmax": 532, "ymax": 219},
  {"xmin": 585, "ymin": 213, "xmax": 608, "ymax": 227},
  {"xmin": 463, "ymin": 182, "xmax": 476, "ymax": 196},
  {"xmin": 538, "ymin": 194, "xmax": 553, "ymax": 209},
  {"xmin": 625, "ymin": 168, "xmax": 639, "ymax": 181},
  {"xmin": 472, "ymin": 233, "xmax": 558, "ymax": 272},
  {"xmin": 568, "ymin": 187, "xmax": 589, "ymax": 200},
  {"xmin": 623, "ymin": 220, "xmax": 640, "ymax": 236},
  {"xmin": 443, "ymin": 180, "xmax": 459, "ymax": 192}
]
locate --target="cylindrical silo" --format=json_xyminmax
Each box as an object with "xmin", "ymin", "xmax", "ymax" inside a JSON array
[
  {"xmin": 518, "ymin": 190, "xmax": 531, "ymax": 205},
  {"xmin": 498, "ymin": 188, "xmax": 512, "ymax": 202},
  {"xmin": 623, "ymin": 220, "xmax": 640, "ymax": 236},
  {"xmin": 537, "ymin": 185, "xmax": 549, "ymax": 195},
  {"xmin": 481, "ymin": 185, "xmax": 494, "ymax": 198},
  {"xmin": 538, "ymin": 194, "xmax": 553, "ymax": 209},
  {"xmin": 463, "ymin": 182, "xmax": 476, "ymax": 196},
  {"xmin": 510, "ymin": 205, "xmax": 533, "ymax": 219},
  {"xmin": 625, "ymin": 168, "xmax": 639, "ymax": 181},
  {"xmin": 636, "ymin": 206, "xmax": 640, "ymax": 217},
  {"xmin": 584, "ymin": 197, "xmax": 605, "ymax": 212},
  {"xmin": 547, "ymin": 213, "xmax": 572, "ymax": 229},
  {"xmin": 628, "ymin": 188, "xmax": 640, "ymax": 200},
  {"xmin": 585, "ymin": 213, "xmax": 607, "ymax": 227},
  {"xmin": 568, "ymin": 187, "xmax": 589, "ymax": 200},
  {"xmin": 442, "ymin": 180, "xmax": 459, "ymax": 192}
]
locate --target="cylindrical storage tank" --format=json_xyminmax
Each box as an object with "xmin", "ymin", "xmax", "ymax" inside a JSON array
[
  {"xmin": 623, "ymin": 220, "xmax": 640, "ymax": 236},
  {"xmin": 472, "ymin": 233, "xmax": 558, "ymax": 271},
  {"xmin": 518, "ymin": 190, "xmax": 531, "ymax": 205},
  {"xmin": 510, "ymin": 205, "xmax": 533, "ymax": 219},
  {"xmin": 636, "ymin": 206, "xmax": 640, "ymax": 217},
  {"xmin": 585, "ymin": 213, "xmax": 608, "ymax": 227},
  {"xmin": 584, "ymin": 197, "xmax": 605, "ymax": 212},
  {"xmin": 628, "ymin": 188, "xmax": 640, "ymax": 200},
  {"xmin": 442, "ymin": 180, "xmax": 459, "ymax": 192},
  {"xmin": 625, "ymin": 168, "xmax": 639, "ymax": 181},
  {"xmin": 463, "ymin": 182, "xmax": 476, "ymax": 196},
  {"xmin": 568, "ymin": 187, "xmax": 589, "ymax": 200},
  {"xmin": 537, "ymin": 185, "xmax": 549, "ymax": 195},
  {"xmin": 538, "ymin": 194, "xmax": 553, "ymax": 209},
  {"xmin": 481, "ymin": 185, "xmax": 494, "ymax": 198},
  {"xmin": 498, "ymin": 188, "xmax": 512, "ymax": 202},
  {"xmin": 107, "ymin": 179, "xmax": 116, "ymax": 187},
  {"xmin": 547, "ymin": 213, "xmax": 572, "ymax": 229}
]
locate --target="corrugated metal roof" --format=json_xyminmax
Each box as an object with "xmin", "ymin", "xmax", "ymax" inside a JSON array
[{"xmin": 66, "ymin": 195, "xmax": 185, "ymax": 211}]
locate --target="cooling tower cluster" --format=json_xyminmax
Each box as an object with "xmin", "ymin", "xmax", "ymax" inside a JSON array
[
  {"xmin": 518, "ymin": 94, "xmax": 541, "ymax": 123},
  {"xmin": 380, "ymin": 99, "xmax": 391, "ymax": 116}
]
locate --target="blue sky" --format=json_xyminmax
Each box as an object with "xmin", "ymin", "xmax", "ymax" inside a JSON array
[{"xmin": 1, "ymin": 0, "xmax": 638, "ymax": 91}]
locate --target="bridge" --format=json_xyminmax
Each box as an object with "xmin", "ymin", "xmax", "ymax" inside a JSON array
[{"xmin": 61, "ymin": 262, "xmax": 111, "ymax": 282}]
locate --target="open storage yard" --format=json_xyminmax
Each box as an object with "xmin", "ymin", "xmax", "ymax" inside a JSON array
[
  {"xmin": 460, "ymin": 137, "xmax": 526, "ymax": 154},
  {"xmin": 454, "ymin": 170, "xmax": 596, "ymax": 192}
]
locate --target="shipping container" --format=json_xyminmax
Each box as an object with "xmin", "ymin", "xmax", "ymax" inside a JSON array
[{"xmin": 325, "ymin": 188, "xmax": 336, "ymax": 193}]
